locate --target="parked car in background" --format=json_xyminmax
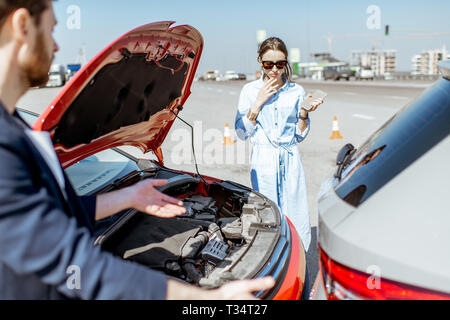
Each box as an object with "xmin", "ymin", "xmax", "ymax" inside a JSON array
[
  {"xmin": 323, "ymin": 65, "xmax": 351, "ymax": 81},
  {"xmin": 46, "ymin": 64, "xmax": 66, "ymax": 87},
  {"xmin": 222, "ymin": 71, "xmax": 247, "ymax": 81},
  {"xmin": 24, "ymin": 22, "xmax": 308, "ymax": 300},
  {"xmin": 201, "ymin": 70, "xmax": 219, "ymax": 81},
  {"xmin": 323, "ymin": 65, "xmax": 339, "ymax": 81},
  {"xmin": 337, "ymin": 65, "xmax": 352, "ymax": 81},
  {"xmin": 237, "ymin": 73, "xmax": 247, "ymax": 80},
  {"xmin": 355, "ymin": 67, "xmax": 374, "ymax": 81},
  {"xmin": 384, "ymin": 72, "xmax": 395, "ymax": 80},
  {"xmin": 223, "ymin": 70, "xmax": 239, "ymax": 81},
  {"xmin": 311, "ymin": 60, "xmax": 450, "ymax": 300}
]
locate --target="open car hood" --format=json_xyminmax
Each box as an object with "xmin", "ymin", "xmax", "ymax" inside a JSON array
[{"xmin": 34, "ymin": 22, "xmax": 203, "ymax": 168}]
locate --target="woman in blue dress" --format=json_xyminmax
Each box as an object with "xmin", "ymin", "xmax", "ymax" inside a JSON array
[{"xmin": 235, "ymin": 38, "xmax": 323, "ymax": 252}]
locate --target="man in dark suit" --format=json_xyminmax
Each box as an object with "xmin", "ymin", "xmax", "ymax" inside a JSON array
[{"xmin": 0, "ymin": 0, "xmax": 274, "ymax": 299}]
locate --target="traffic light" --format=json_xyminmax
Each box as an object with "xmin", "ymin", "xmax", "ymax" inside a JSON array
[{"xmin": 385, "ymin": 25, "xmax": 390, "ymax": 36}]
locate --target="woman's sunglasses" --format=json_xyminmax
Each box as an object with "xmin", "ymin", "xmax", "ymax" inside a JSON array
[{"xmin": 262, "ymin": 60, "xmax": 288, "ymax": 70}]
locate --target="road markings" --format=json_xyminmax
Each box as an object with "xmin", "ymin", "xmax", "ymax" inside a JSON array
[
  {"xmin": 229, "ymin": 91, "xmax": 237, "ymax": 96},
  {"xmin": 342, "ymin": 92, "xmax": 357, "ymax": 96},
  {"xmin": 353, "ymin": 113, "xmax": 376, "ymax": 120}
]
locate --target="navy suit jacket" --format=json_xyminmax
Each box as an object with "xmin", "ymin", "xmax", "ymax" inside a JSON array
[{"xmin": 0, "ymin": 103, "xmax": 167, "ymax": 300}]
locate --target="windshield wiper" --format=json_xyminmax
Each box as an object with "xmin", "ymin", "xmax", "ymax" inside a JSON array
[{"xmin": 334, "ymin": 143, "xmax": 356, "ymax": 179}]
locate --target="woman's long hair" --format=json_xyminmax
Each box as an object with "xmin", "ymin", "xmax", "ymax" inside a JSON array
[{"xmin": 258, "ymin": 37, "xmax": 292, "ymax": 83}]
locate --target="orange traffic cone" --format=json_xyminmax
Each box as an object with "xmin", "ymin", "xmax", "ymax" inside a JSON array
[
  {"xmin": 329, "ymin": 116, "xmax": 343, "ymax": 140},
  {"xmin": 223, "ymin": 123, "xmax": 235, "ymax": 145}
]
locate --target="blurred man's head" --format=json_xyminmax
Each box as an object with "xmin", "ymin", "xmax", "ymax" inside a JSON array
[{"xmin": 0, "ymin": 0, "xmax": 58, "ymax": 88}]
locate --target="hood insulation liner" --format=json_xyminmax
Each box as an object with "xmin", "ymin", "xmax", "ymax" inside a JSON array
[{"xmin": 53, "ymin": 52, "xmax": 188, "ymax": 148}]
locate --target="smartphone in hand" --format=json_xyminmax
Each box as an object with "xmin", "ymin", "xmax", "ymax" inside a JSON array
[{"xmin": 301, "ymin": 90, "xmax": 328, "ymax": 111}]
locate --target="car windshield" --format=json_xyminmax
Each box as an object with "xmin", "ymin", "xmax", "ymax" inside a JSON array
[{"xmin": 17, "ymin": 109, "xmax": 140, "ymax": 196}]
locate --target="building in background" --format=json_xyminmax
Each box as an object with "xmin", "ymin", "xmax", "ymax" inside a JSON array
[
  {"xmin": 351, "ymin": 49, "xmax": 396, "ymax": 77},
  {"xmin": 411, "ymin": 46, "xmax": 449, "ymax": 75},
  {"xmin": 296, "ymin": 53, "xmax": 348, "ymax": 80},
  {"xmin": 411, "ymin": 54, "xmax": 422, "ymax": 75}
]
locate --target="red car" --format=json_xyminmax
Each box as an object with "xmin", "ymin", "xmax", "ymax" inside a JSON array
[{"xmin": 28, "ymin": 21, "xmax": 307, "ymax": 300}]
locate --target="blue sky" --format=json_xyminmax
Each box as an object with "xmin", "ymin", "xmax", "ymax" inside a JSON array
[{"xmin": 52, "ymin": 0, "xmax": 450, "ymax": 73}]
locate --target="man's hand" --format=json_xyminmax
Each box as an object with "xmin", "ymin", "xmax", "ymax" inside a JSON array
[
  {"xmin": 95, "ymin": 179, "xmax": 186, "ymax": 221},
  {"xmin": 166, "ymin": 277, "xmax": 275, "ymax": 300},
  {"xmin": 127, "ymin": 179, "xmax": 186, "ymax": 218},
  {"xmin": 210, "ymin": 277, "xmax": 276, "ymax": 300}
]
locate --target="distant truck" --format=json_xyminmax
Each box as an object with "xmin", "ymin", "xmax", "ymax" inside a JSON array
[
  {"xmin": 355, "ymin": 66, "xmax": 374, "ymax": 81},
  {"xmin": 323, "ymin": 64, "xmax": 352, "ymax": 81},
  {"xmin": 47, "ymin": 64, "xmax": 66, "ymax": 87},
  {"xmin": 66, "ymin": 64, "xmax": 82, "ymax": 82}
]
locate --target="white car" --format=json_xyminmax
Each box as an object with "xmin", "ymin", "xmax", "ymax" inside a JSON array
[
  {"xmin": 223, "ymin": 70, "xmax": 239, "ymax": 81},
  {"xmin": 356, "ymin": 67, "xmax": 374, "ymax": 80},
  {"xmin": 311, "ymin": 60, "xmax": 450, "ymax": 300},
  {"xmin": 201, "ymin": 70, "xmax": 219, "ymax": 81}
]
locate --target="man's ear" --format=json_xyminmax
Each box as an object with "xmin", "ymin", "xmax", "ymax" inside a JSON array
[{"xmin": 10, "ymin": 8, "xmax": 34, "ymax": 43}]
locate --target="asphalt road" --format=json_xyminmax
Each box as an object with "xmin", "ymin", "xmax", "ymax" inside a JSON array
[{"xmin": 17, "ymin": 79, "xmax": 429, "ymax": 295}]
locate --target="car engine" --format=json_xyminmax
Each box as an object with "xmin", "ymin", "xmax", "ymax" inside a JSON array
[{"xmin": 95, "ymin": 173, "xmax": 281, "ymax": 289}]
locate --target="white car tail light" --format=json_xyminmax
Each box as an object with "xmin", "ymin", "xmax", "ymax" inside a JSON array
[{"xmin": 319, "ymin": 246, "xmax": 450, "ymax": 300}]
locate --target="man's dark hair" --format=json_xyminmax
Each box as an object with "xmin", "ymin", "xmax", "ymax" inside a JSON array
[{"xmin": 0, "ymin": 0, "xmax": 50, "ymax": 28}]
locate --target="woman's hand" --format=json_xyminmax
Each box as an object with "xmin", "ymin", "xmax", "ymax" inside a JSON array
[
  {"xmin": 299, "ymin": 94, "xmax": 324, "ymax": 119},
  {"xmin": 306, "ymin": 93, "xmax": 324, "ymax": 113},
  {"xmin": 252, "ymin": 77, "xmax": 279, "ymax": 112},
  {"xmin": 308, "ymin": 98, "xmax": 324, "ymax": 112},
  {"xmin": 298, "ymin": 94, "xmax": 324, "ymax": 133}
]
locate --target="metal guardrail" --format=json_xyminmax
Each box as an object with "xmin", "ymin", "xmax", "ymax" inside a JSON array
[
  {"xmin": 396, "ymin": 74, "xmax": 441, "ymax": 81},
  {"xmin": 293, "ymin": 74, "xmax": 441, "ymax": 82}
]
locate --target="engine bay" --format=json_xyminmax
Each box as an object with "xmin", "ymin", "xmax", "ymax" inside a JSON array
[{"xmin": 95, "ymin": 170, "xmax": 282, "ymax": 289}]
